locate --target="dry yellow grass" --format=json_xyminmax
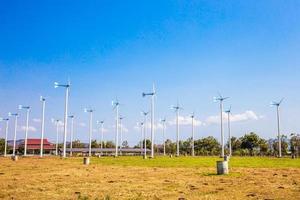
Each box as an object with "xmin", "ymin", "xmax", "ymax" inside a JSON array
[{"xmin": 0, "ymin": 157, "xmax": 300, "ymax": 200}]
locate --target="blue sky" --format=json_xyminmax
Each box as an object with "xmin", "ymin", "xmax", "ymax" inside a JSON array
[{"xmin": 1, "ymin": 0, "xmax": 300, "ymax": 145}]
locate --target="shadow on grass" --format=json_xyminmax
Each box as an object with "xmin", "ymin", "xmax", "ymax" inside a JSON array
[{"xmin": 202, "ymin": 172, "xmax": 242, "ymax": 177}]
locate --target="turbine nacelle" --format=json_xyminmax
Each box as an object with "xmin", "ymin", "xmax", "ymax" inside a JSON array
[
  {"xmin": 54, "ymin": 81, "xmax": 70, "ymax": 88},
  {"xmin": 40, "ymin": 96, "xmax": 46, "ymax": 102},
  {"xmin": 97, "ymin": 120, "xmax": 104, "ymax": 124},
  {"xmin": 8, "ymin": 112, "xmax": 18, "ymax": 117},
  {"xmin": 141, "ymin": 111, "xmax": 149, "ymax": 116},
  {"xmin": 270, "ymin": 98, "xmax": 284, "ymax": 107},
  {"xmin": 84, "ymin": 108, "xmax": 94, "ymax": 113},
  {"xmin": 0, "ymin": 117, "xmax": 9, "ymax": 121},
  {"xmin": 18, "ymin": 105, "xmax": 30, "ymax": 110}
]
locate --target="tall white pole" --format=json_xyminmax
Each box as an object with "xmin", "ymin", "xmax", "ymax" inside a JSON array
[
  {"xmin": 220, "ymin": 100, "xmax": 224, "ymax": 158},
  {"xmin": 89, "ymin": 111, "xmax": 93, "ymax": 157},
  {"xmin": 119, "ymin": 118, "xmax": 123, "ymax": 155},
  {"xmin": 12, "ymin": 115, "xmax": 18, "ymax": 156},
  {"xmin": 277, "ymin": 106, "xmax": 282, "ymax": 158},
  {"xmin": 140, "ymin": 123, "xmax": 143, "ymax": 155},
  {"xmin": 143, "ymin": 114, "xmax": 147, "ymax": 158},
  {"xmin": 192, "ymin": 116, "xmax": 195, "ymax": 157},
  {"xmin": 101, "ymin": 122, "xmax": 104, "ymax": 155},
  {"xmin": 24, "ymin": 108, "xmax": 30, "ymax": 156},
  {"xmin": 227, "ymin": 112, "xmax": 232, "ymax": 156},
  {"xmin": 176, "ymin": 109, "xmax": 179, "ymax": 157},
  {"xmin": 40, "ymin": 98, "xmax": 45, "ymax": 157},
  {"xmin": 115, "ymin": 105, "xmax": 119, "ymax": 157},
  {"xmin": 4, "ymin": 120, "xmax": 9, "ymax": 157},
  {"xmin": 70, "ymin": 116, "xmax": 74, "ymax": 156},
  {"xmin": 55, "ymin": 121, "xmax": 59, "ymax": 156},
  {"xmin": 62, "ymin": 87, "xmax": 69, "ymax": 158},
  {"xmin": 150, "ymin": 94, "xmax": 154, "ymax": 158},
  {"xmin": 163, "ymin": 121, "xmax": 166, "ymax": 156}
]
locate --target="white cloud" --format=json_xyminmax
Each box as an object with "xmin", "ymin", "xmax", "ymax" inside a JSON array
[
  {"xmin": 18, "ymin": 126, "xmax": 37, "ymax": 132},
  {"xmin": 32, "ymin": 118, "xmax": 41, "ymax": 123},
  {"xmin": 133, "ymin": 122, "xmax": 164, "ymax": 131},
  {"xmin": 78, "ymin": 122, "xmax": 86, "ymax": 127},
  {"xmin": 118, "ymin": 124, "xmax": 129, "ymax": 133},
  {"xmin": 205, "ymin": 110, "xmax": 261, "ymax": 125},
  {"xmin": 168, "ymin": 115, "xmax": 204, "ymax": 127}
]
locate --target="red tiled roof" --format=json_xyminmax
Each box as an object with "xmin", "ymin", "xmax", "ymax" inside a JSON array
[
  {"xmin": 27, "ymin": 144, "xmax": 55, "ymax": 150},
  {"xmin": 26, "ymin": 139, "xmax": 52, "ymax": 145}
]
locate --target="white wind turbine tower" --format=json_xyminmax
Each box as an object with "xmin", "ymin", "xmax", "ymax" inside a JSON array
[
  {"xmin": 97, "ymin": 120, "xmax": 104, "ymax": 156},
  {"xmin": 0, "ymin": 117, "xmax": 9, "ymax": 157},
  {"xmin": 171, "ymin": 102, "xmax": 183, "ymax": 157},
  {"xmin": 160, "ymin": 118, "xmax": 166, "ymax": 156},
  {"xmin": 141, "ymin": 111, "xmax": 149, "ymax": 158},
  {"xmin": 138, "ymin": 122, "xmax": 144, "ymax": 156},
  {"xmin": 225, "ymin": 106, "xmax": 232, "ymax": 157},
  {"xmin": 52, "ymin": 118, "xmax": 61, "ymax": 156},
  {"xmin": 190, "ymin": 113, "xmax": 195, "ymax": 157},
  {"xmin": 213, "ymin": 94, "xmax": 229, "ymax": 158},
  {"xmin": 142, "ymin": 84, "xmax": 156, "ymax": 158},
  {"xmin": 8, "ymin": 112, "xmax": 18, "ymax": 156},
  {"xmin": 271, "ymin": 98, "xmax": 284, "ymax": 158},
  {"xmin": 68, "ymin": 115, "xmax": 75, "ymax": 156},
  {"xmin": 112, "ymin": 98, "xmax": 120, "ymax": 157},
  {"xmin": 40, "ymin": 96, "xmax": 46, "ymax": 157},
  {"xmin": 119, "ymin": 116, "xmax": 125, "ymax": 155},
  {"xmin": 84, "ymin": 108, "xmax": 94, "ymax": 157},
  {"xmin": 54, "ymin": 81, "xmax": 70, "ymax": 158},
  {"xmin": 18, "ymin": 105, "xmax": 30, "ymax": 156}
]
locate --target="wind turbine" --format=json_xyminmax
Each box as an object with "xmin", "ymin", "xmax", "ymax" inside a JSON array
[
  {"xmin": 225, "ymin": 106, "xmax": 232, "ymax": 157},
  {"xmin": 112, "ymin": 98, "xmax": 120, "ymax": 157},
  {"xmin": 18, "ymin": 105, "xmax": 30, "ymax": 156},
  {"xmin": 142, "ymin": 84, "xmax": 156, "ymax": 158},
  {"xmin": 68, "ymin": 115, "xmax": 75, "ymax": 156},
  {"xmin": 97, "ymin": 120, "xmax": 104, "ymax": 156},
  {"xmin": 54, "ymin": 81, "xmax": 70, "ymax": 158},
  {"xmin": 8, "ymin": 112, "xmax": 18, "ymax": 156},
  {"xmin": 141, "ymin": 111, "xmax": 149, "ymax": 158},
  {"xmin": 40, "ymin": 96, "xmax": 46, "ymax": 157},
  {"xmin": 271, "ymin": 98, "xmax": 284, "ymax": 158},
  {"xmin": 213, "ymin": 94, "xmax": 229, "ymax": 158},
  {"xmin": 171, "ymin": 102, "xmax": 183, "ymax": 157},
  {"xmin": 84, "ymin": 108, "xmax": 94, "ymax": 157},
  {"xmin": 119, "ymin": 116, "xmax": 125, "ymax": 155},
  {"xmin": 190, "ymin": 113, "xmax": 195, "ymax": 157},
  {"xmin": 160, "ymin": 118, "xmax": 166, "ymax": 156},
  {"xmin": 0, "ymin": 117, "xmax": 9, "ymax": 157},
  {"xmin": 51, "ymin": 118, "xmax": 61, "ymax": 156}
]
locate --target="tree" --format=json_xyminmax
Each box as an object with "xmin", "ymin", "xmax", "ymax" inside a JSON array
[
  {"xmin": 240, "ymin": 132, "xmax": 261, "ymax": 156},
  {"xmin": 122, "ymin": 140, "xmax": 129, "ymax": 148},
  {"xmin": 165, "ymin": 139, "xmax": 176, "ymax": 155},
  {"xmin": 0, "ymin": 138, "xmax": 5, "ymax": 155},
  {"xmin": 272, "ymin": 135, "xmax": 288, "ymax": 156},
  {"xmin": 228, "ymin": 137, "xmax": 242, "ymax": 155},
  {"xmin": 91, "ymin": 140, "xmax": 99, "ymax": 148},
  {"xmin": 105, "ymin": 141, "xmax": 115, "ymax": 148},
  {"xmin": 72, "ymin": 140, "xmax": 85, "ymax": 148},
  {"xmin": 290, "ymin": 133, "xmax": 300, "ymax": 157},
  {"xmin": 195, "ymin": 136, "xmax": 220, "ymax": 156},
  {"xmin": 142, "ymin": 139, "xmax": 151, "ymax": 149},
  {"xmin": 258, "ymin": 138, "xmax": 269, "ymax": 155}
]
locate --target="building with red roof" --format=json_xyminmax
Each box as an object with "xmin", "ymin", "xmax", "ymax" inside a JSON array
[{"xmin": 18, "ymin": 138, "xmax": 55, "ymax": 154}]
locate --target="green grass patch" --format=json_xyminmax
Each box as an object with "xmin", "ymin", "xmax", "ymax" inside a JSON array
[{"xmin": 73, "ymin": 156, "xmax": 300, "ymax": 168}]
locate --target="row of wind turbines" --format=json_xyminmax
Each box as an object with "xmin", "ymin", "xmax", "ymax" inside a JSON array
[{"xmin": 0, "ymin": 81, "xmax": 284, "ymax": 158}]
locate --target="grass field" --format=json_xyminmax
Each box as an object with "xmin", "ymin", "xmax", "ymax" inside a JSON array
[{"xmin": 0, "ymin": 156, "xmax": 300, "ymax": 200}]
